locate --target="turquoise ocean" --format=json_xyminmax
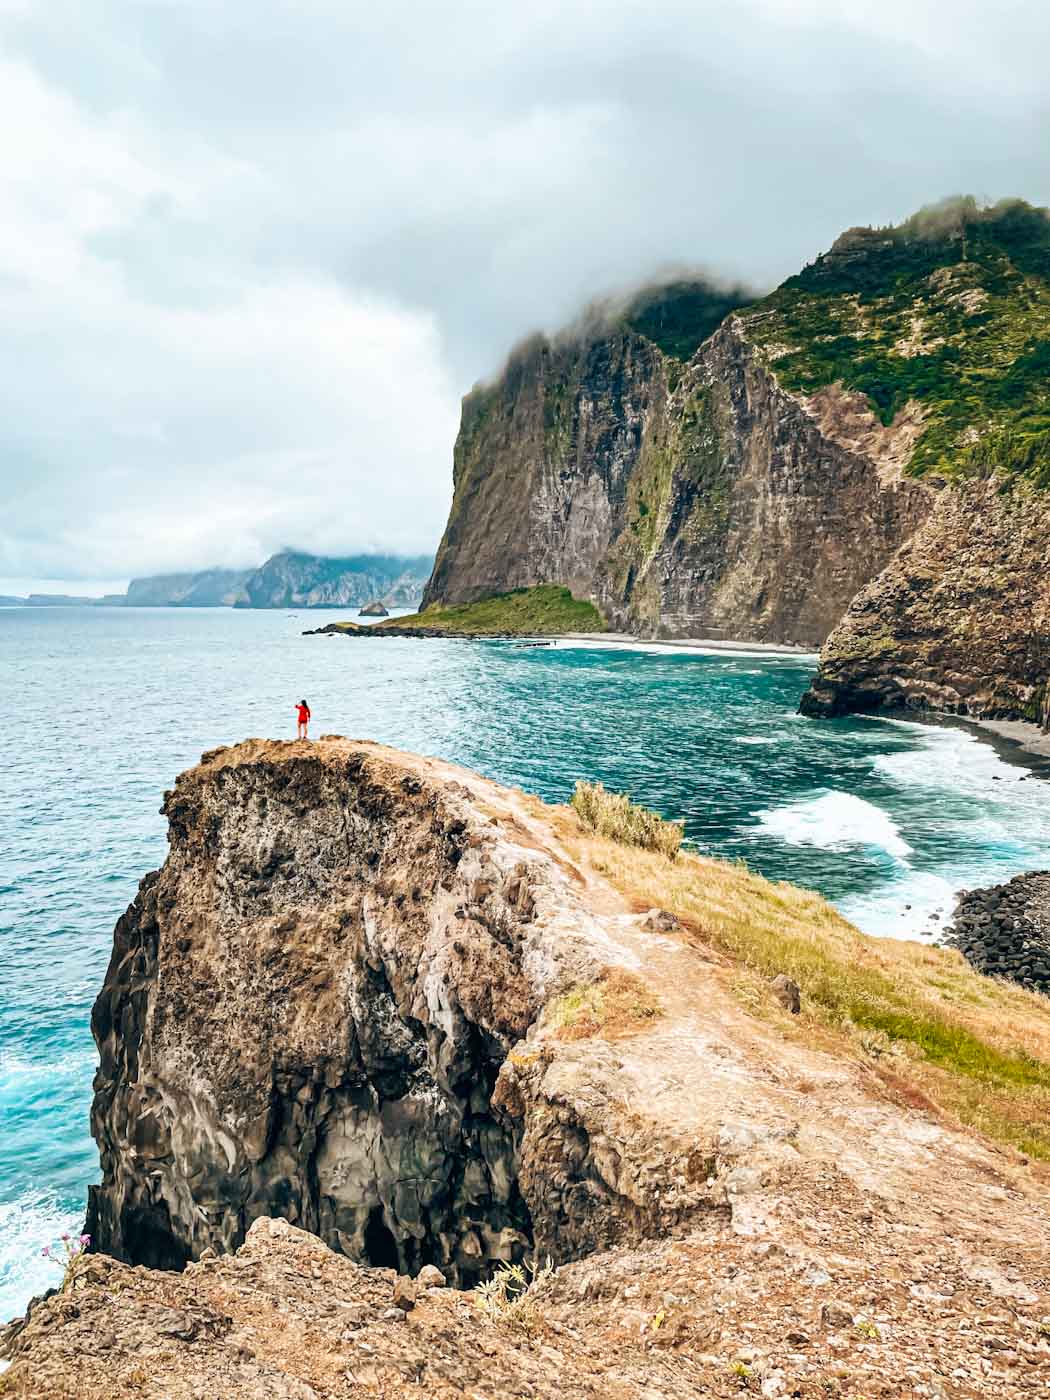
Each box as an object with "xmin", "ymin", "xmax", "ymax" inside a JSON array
[{"xmin": 2, "ymin": 606, "xmax": 1049, "ymax": 1318}]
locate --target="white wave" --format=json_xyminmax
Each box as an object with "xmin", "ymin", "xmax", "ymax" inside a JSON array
[
  {"xmin": 874, "ymin": 725, "xmax": 1029, "ymax": 789},
  {"xmin": 752, "ymin": 789, "xmax": 913, "ymax": 862},
  {"xmin": 0, "ymin": 1050, "xmax": 95, "ymax": 1090},
  {"xmin": 0, "ymin": 1191, "xmax": 84, "ymax": 1324},
  {"xmin": 734, "ymin": 735, "xmax": 778, "ymax": 745},
  {"xmin": 554, "ymin": 638, "xmax": 818, "ymax": 660},
  {"xmin": 835, "ymin": 869, "xmax": 958, "ymax": 941}
]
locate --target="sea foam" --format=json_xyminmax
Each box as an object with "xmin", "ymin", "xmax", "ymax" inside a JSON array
[
  {"xmin": 0, "ymin": 1191, "xmax": 84, "ymax": 1326},
  {"xmin": 753, "ymin": 789, "xmax": 914, "ymax": 862}
]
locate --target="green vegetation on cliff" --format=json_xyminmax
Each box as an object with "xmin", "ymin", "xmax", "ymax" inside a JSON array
[
  {"xmin": 622, "ymin": 279, "xmax": 754, "ymax": 361},
  {"xmin": 744, "ymin": 197, "xmax": 1050, "ymax": 485},
  {"xmin": 374, "ymin": 585, "xmax": 606, "ymax": 635}
]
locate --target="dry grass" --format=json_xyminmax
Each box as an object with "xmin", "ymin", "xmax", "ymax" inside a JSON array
[
  {"xmin": 473, "ymin": 1256, "xmax": 555, "ymax": 1332},
  {"xmin": 550, "ymin": 806, "xmax": 1050, "ymax": 1160},
  {"xmin": 570, "ymin": 780, "xmax": 684, "ymax": 859},
  {"xmin": 546, "ymin": 968, "xmax": 663, "ymax": 1041}
]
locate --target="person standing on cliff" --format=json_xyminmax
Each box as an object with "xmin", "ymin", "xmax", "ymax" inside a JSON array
[{"xmin": 295, "ymin": 699, "xmax": 311, "ymax": 740}]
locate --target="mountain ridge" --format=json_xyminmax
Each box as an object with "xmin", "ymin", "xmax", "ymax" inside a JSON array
[
  {"xmin": 2, "ymin": 551, "xmax": 434, "ymax": 610},
  {"xmin": 425, "ymin": 197, "xmax": 1050, "ymax": 725}
]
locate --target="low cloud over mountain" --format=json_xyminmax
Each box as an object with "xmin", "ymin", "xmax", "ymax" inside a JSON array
[{"xmin": 1, "ymin": 0, "xmax": 1047, "ymax": 588}]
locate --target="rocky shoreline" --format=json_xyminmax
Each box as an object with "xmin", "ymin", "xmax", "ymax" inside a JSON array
[
  {"xmin": 305, "ymin": 622, "xmax": 494, "ymax": 638},
  {"xmin": 944, "ymin": 872, "xmax": 1050, "ymax": 994}
]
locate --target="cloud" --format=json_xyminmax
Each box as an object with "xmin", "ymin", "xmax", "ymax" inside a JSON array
[{"xmin": 0, "ymin": 0, "xmax": 1047, "ymax": 584}]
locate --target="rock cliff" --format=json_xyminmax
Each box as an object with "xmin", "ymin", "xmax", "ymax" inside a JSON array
[
  {"xmin": 799, "ymin": 478, "xmax": 1050, "ymax": 723},
  {"xmin": 236, "ymin": 552, "xmax": 432, "ymax": 610},
  {"xmin": 124, "ymin": 568, "xmax": 253, "ymax": 608},
  {"xmin": 426, "ymin": 200, "xmax": 1050, "ymax": 719},
  {"xmin": 425, "ymin": 306, "xmax": 930, "ymax": 647},
  {"xmin": 86, "ymin": 738, "xmax": 718, "ymax": 1286},
  {"xmin": 8, "ymin": 738, "xmax": 1050, "ymax": 1396}
]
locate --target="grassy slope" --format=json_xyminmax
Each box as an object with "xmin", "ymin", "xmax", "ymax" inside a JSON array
[
  {"xmin": 742, "ymin": 198, "xmax": 1050, "ymax": 485},
  {"xmin": 533, "ymin": 797, "xmax": 1050, "ymax": 1161},
  {"xmin": 372, "ymin": 585, "xmax": 606, "ymax": 636}
]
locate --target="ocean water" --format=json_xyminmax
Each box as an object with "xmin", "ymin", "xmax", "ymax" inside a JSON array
[{"xmin": 2, "ymin": 606, "xmax": 1048, "ymax": 1319}]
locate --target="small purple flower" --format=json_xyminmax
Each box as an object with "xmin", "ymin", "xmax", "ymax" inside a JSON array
[
  {"xmin": 41, "ymin": 1245, "xmax": 50, "ymax": 1257},
  {"xmin": 60, "ymin": 1233, "xmax": 70, "ymax": 1242},
  {"xmin": 79, "ymin": 1234, "xmax": 91, "ymax": 1247}
]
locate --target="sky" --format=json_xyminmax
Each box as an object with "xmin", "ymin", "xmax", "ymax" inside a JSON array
[{"xmin": 1, "ymin": 0, "xmax": 1047, "ymax": 593}]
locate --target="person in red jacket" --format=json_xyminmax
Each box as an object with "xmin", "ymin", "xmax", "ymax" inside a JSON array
[{"xmin": 295, "ymin": 699, "xmax": 311, "ymax": 739}]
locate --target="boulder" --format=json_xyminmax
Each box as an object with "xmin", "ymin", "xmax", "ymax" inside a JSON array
[{"xmin": 771, "ymin": 974, "xmax": 801, "ymax": 1015}]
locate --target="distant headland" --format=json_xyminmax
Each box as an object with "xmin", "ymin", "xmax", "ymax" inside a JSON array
[{"xmin": 1, "ymin": 550, "xmax": 433, "ymax": 611}]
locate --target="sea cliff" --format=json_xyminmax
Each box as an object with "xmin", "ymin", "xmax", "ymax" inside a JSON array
[
  {"xmin": 799, "ymin": 478, "xmax": 1050, "ymax": 723},
  {"xmin": 86, "ymin": 738, "xmax": 711, "ymax": 1284},
  {"xmin": 234, "ymin": 552, "xmax": 433, "ymax": 610},
  {"xmin": 426, "ymin": 199, "xmax": 1050, "ymax": 723},
  {"xmin": 426, "ymin": 309, "xmax": 930, "ymax": 648},
  {"xmin": 6, "ymin": 738, "xmax": 1050, "ymax": 1396}
]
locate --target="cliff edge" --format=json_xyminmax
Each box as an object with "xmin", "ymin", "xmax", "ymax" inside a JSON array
[{"xmin": 6, "ymin": 739, "xmax": 1050, "ymax": 1395}]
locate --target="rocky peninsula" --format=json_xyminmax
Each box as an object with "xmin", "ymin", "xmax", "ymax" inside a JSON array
[
  {"xmin": 5, "ymin": 738, "xmax": 1050, "ymax": 1396},
  {"xmin": 304, "ymin": 585, "xmax": 606, "ymax": 638}
]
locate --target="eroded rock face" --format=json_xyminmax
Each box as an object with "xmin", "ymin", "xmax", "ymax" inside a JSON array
[
  {"xmin": 87, "ymin": 738, "xmax": 717, "ymax": 1285},
  {"xmin": 91, "ymin": 741, "xmax": 560, "ymax": 1281},
  {"xmin": 800, "ymin": 480, "xmax": 1050, "ymax": 726},
  {"xmin": 424, "ymin": 321, "xmax": 930, "ymax": 647}
]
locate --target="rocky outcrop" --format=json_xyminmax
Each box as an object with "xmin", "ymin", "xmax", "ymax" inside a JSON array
[
  {"xmin": 86, "ymin": 739, "xmax": 719, "ymax": 1286},
  {"xmin": 426, "ymin": 318, "xmax": 930, "ymax": 646},
  {"xmin": 800, "ymin": 480, "xmax": 1050, "ymax": 724},
  {"xmin": 9, "ymin": 1199, "xmax": 1050, "ymax": 1399},
  {"xmin": 944, "ymin": 872, "xmax": 1050, "ymax": 993},
  {"xmin": 12, "ymin": 738, "xmax": 1050, "ymax": 1394},
  {"xmin": 358, "ymin": 601, "xmax": 389, "ymax": 617},
  {"xmin": 236, "ymin": 552, "xmax": 432, "ymax": 610}
]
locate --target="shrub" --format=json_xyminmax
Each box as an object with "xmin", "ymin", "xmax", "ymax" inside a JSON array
[
  {"xmin": 571, "ymin": 780, "xmax": 684, "ymax": 859},
  {"xmin": 473, "ymin": 1256, "xmax": 554, "ymax": 1331},
  {"xmin": 41, "ymin": 1232, "xmax": 91, "ymax": 1293}
]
